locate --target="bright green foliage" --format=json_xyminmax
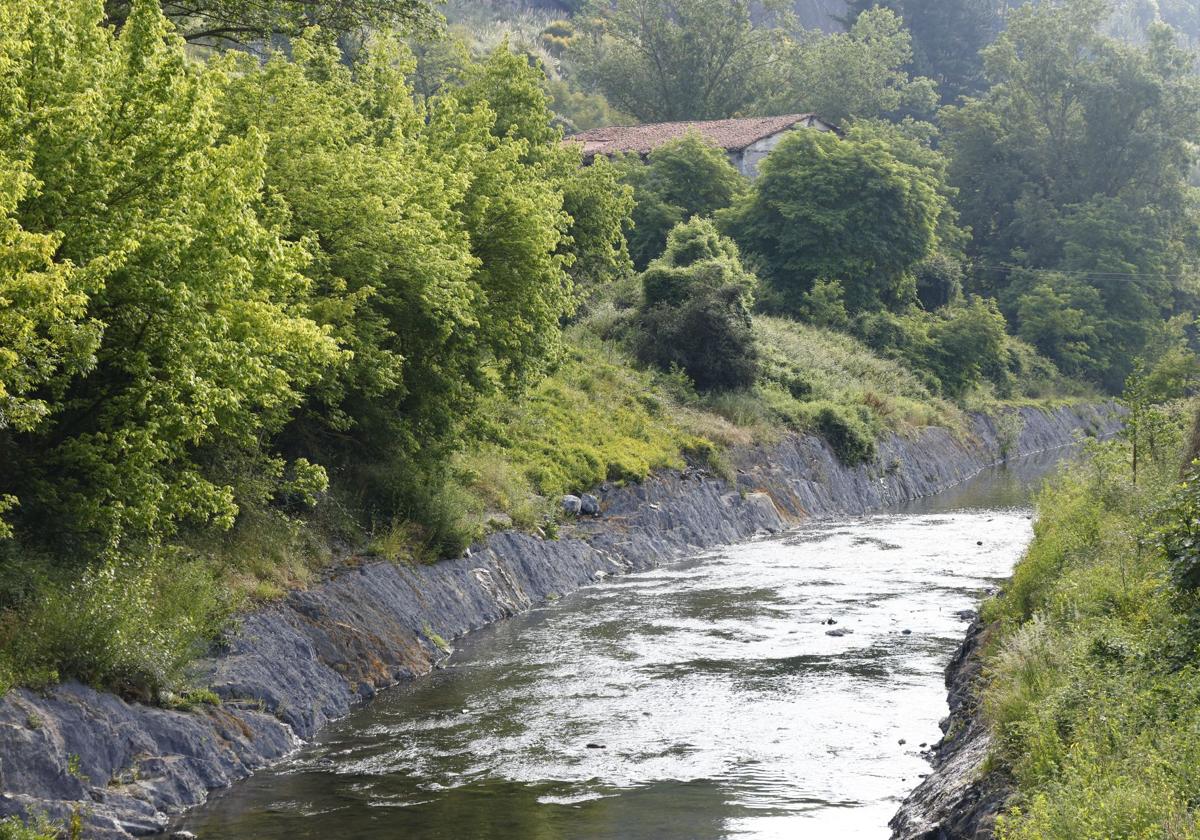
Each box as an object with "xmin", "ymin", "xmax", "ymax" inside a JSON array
[
  {"xmin": 560, "ymin": 156, "xmax": 635, "ymax": 289},
  {"xmin": 0, "ymin": 550, "xmax": 225, "ymax": 694},
  {"xmin": 615, "ymin": 133, "xmax": 748, "ymax": 269},
  {"xmin": 0, "ymin": 814, "xmax": 60, "ymax": 840},
  {"xmin": 723, "ymin": 130, "xmax": 943, "ymax": 314},
  {"xmin": 217, "ymin": 34, "xmax": 482, "ymax": 520},
  {"xmin": 766, "ymin": 8, "xmax": 939, "ymax": 123},
  {"xmin": 744, "ymin": 315, "xmax": 958, "ymax": 430},
  {"xmin": 570, "ymin": 0, "xmax": 791, "ymax": 122},
  {"xmin": 0, "ymin": 156, "xmax": 100, "ymax": 444},
  {"xmin": 0, "ymin": 1, "xmax": 631, "ymax": 693},
  {"xmin": 981, "ymin": 405, "xmax": 1200, "ymax": 839},
  {"xmin": 944, "ymin": 0, "xmax": 1200, "ymax": 391},
  {"xmin": 456, "ymin": 42, "xmax": 560, "ymax": 154},
  {"xmin": 637, "ymin": 218, "xmax": 758, "ymax": 392},
  {"xmin": 462, "ymin": 335, "xmax": 695, "ymax": 515},
  {"xmin": 217, "ymin": 37, "xmax": 618, "ymax": 548},
  {"xmin": 1, "ymin": 0, "xmax": 341, "ymax": 558}
]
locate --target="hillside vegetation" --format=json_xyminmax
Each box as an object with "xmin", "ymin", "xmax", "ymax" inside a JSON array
[
  {"xmin": 981, "ymin": 392, "xmax": 1200, "ymax": 838},
  {"xmin": 1, "ymin": 0, "xmax": 1198, "ymax": 748}
]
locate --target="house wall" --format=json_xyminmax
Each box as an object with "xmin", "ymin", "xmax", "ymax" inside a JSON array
[{"xmin": 733, "ymin": 116, "xmax": 837, "ymax": 178}]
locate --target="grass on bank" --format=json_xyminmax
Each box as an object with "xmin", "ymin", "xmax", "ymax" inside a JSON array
[
  {"xmin": 0, "ymin": 816, "xmax": 62, "ymax": 840},
  {"xmin": 0, "ymin": 312, "xmax": 1076, "ymax": 702},
  {"xmin": 980, "ymin": 401, "xmax": 1200, "ymax": 839}
]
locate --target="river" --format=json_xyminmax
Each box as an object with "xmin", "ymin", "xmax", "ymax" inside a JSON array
[{"xmin": 175, "ymin": 449, "xmax": 1068, "ymax": 840}]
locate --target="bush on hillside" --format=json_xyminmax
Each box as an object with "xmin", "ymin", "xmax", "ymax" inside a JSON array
[
  {"xmin": 809, "ymin": 402, "xmax": 876, "ymax": 465},
  {"xmin": 636, "ymin": 219, "xmax": 758, "ymax": 392},
  {"xmin": 614, "ymin": 133, "xmax": 748, "ymax": 269}
]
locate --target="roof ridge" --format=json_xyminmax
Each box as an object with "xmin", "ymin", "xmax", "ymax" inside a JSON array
[{"xmin": 564, "ymin": 114, "xmax": 833, "ymax": 158}]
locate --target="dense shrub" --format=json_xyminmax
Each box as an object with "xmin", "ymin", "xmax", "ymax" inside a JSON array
[
  {"xmin": 0, "ymin": 815, "xmax": 60, "ymax": 840},
  {"xmin": 614, "ymin": 133, "xmax": 748, "ymax": 269},
  {"xmin": 0, "ymin": 552, "xmax": 225, "ymax": 696},
  {"xmin": 809, "ymin": 403, "xmax": 877, "ymax": 465},
  {"xmin": 636, "ymin": 218, "xmax": 758, "ymax": 392}
]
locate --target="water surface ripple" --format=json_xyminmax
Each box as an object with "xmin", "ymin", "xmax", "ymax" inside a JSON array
[{"xmin": 178, "ymin": 453, "xmax": 1064, "ymax": 839}]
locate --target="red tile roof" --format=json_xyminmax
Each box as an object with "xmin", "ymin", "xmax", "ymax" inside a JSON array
[{"xmin": 565, "ymin": 114, "xmax": 836, "ymax": 158}]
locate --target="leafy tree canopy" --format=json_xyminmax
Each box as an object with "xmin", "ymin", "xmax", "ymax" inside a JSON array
[
  {"xmin": 569, "ymin": 0, "xmax": 793, "ymax": 122},
  {"xmin": 1, "ymin": 0, "xmax": 343, "ymax": 554},
  {"xmin": 764, "ymin": 7, "xmax": 939, "ymax": 123},
  {"xmin": 722, "ymin": 129, "xmax": 944, "ymax": 314},
  {"xmin": 614, "ymin": 132, "xmax": 748, "ymax": 269},
  {"xmin": 943, "ymin": 0, "xmax": 1200, "ymax": 390},
  {"xmin": 842, "ymin": 0, "xmax": 1004, "ymax": 104}
]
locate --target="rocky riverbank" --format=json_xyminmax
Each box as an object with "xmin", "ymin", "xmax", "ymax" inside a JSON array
[
  {"xmin": 889, "ymin": 619, "xmax": 1014, "ymax": 840},
  {"xmin": 0, "ymin": 404, "xmax": 1119, "ymax": 838}
]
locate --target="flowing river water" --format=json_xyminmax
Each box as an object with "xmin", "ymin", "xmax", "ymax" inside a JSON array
[{"xmin": 176, "ymin": 449, "xmax": 1071, "ymax": 840}]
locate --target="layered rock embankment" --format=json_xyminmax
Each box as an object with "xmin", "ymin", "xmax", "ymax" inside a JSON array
[{"xmin": 0, "ymin": 404, "xmax": 1119, "ymax": 838}]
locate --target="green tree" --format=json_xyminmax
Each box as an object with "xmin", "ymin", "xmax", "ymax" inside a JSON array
[
  {"xmin": 722, "ymin": 129, "xmax": 943, "ymax": 314},
  {"xmin": 0, "ymin": 0, "xmax": 341, "ymax": 558},
  {"xmin": 1013, "ymin": 277, "xmax": 1101, "ymax": 377},
  {"xmin": 924, "ymin": 296, "xmax": 1009, "ymax": 397},
  {"xmin": 637, "ymin": 218, "xmax": 758, "ymax": 391},
  {"xmin": 765, "ymin": 8, "xmax": 938, "ymax": 123},
  {"xmin": 845, "ymin": 118, "xmax": 967, "ymax": 257},
  {"xmin": 943, "ymin": 0, "xmax": 1200, "ymax": 391},
  {"xmin": 842, "ymin": 0, "xmax": 1003, "ymax": 104},
  {"xmin": 217, "ymin": 34, "xmax": 482, "ymax": 533},
  {"xmin": 456, "ymin": 43, "xmax": 634, "ymax": 292},
  {"xmin": 569, "ymin": 0, "xmax": 792, "ymax": 121},
  {"xmin": 615, "ymin": 132, "xmax": 748, "ymax": 269},
  {"xmin": 561, "ymin": 157, "xmax": 635, "ymax": 289}
]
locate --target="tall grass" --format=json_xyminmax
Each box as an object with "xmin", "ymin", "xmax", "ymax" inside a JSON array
[{"xmin": 981, "ymin": 403, "xmax": 1200, "ymax": 839}]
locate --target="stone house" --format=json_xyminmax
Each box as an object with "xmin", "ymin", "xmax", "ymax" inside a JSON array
[{"xmin": 566, "ymin": 114, "xmax": 840, "ymax": 178}]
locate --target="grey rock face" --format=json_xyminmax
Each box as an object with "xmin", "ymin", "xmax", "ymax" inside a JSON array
[
  {"xmin": 889, "ymin": 621, "xmax": 1014, "ymax": 840},
  {"xmin": 0, "ymin": 404, "xmax": 1120, "ymax": 838},
  {"xmin": 579, "ymin": 493, "xmax": 601, "ymax": 516},
  {"xmin": 561, "ymin": 495, "xmax": 582, "ymax": 516}
]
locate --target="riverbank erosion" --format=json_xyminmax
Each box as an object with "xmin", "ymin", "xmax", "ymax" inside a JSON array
[{"xmin": 0, "ymin": 404, "xmax": 1119, "ymax": 838}]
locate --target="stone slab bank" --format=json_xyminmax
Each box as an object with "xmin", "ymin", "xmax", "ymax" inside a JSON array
[
  {"xmin": 890, "ymin": 620, "xmax": 1013, "ymax": 840},
  {"xmin": 0, "ymin": 403, "xmax": 1120, "ymax": 838}
]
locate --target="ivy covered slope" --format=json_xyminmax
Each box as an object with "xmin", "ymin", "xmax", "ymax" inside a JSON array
[{"xmin": 981, "ymin": 393, "xmax": 1200, "ymax": 838}]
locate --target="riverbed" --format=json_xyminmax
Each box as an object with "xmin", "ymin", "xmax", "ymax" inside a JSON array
[{"xmin": 175, "ymin": 451, "xmax": 1064, "ymax": 840}]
